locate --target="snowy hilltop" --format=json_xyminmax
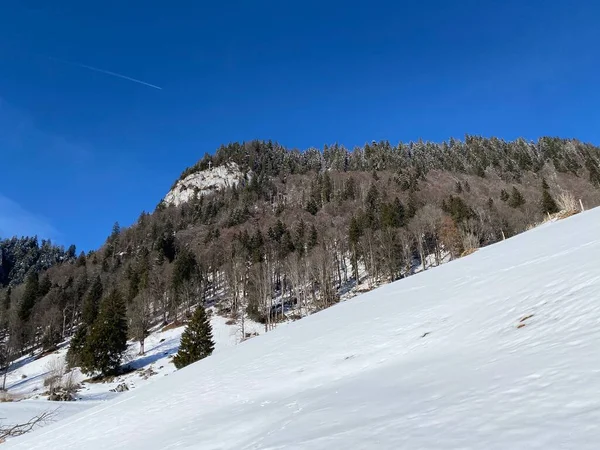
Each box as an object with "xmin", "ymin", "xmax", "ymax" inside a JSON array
[
  {"xmin": 6, "ymin": 207, "xmax": 600, "ymax": 449},
  {"xmin": 164, "ymin": 161, "xmax": 245, "ymax": 206}
]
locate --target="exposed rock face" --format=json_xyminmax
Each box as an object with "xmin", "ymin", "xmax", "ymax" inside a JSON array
[{"xmin": 164, "ymin": 162, "xmax": 246, "ymax": 206}]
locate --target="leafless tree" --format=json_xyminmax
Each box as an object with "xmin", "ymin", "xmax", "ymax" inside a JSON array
[{"xmin": 129, "ymin": 290, "xmax": 152, "ymax": 355}]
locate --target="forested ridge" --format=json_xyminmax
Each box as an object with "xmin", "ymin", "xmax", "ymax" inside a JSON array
[{"xmin": 1, "ymin": 136, "xmax": 599, "ymax": 378}]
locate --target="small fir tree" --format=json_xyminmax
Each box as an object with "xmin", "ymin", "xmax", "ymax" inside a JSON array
[
  {"xmin": 81, "ymin": 289, "xmax": 128, "ymax": 376},
  {"xmin": 82, "ymin": 276, "xmax": 103, "ymax": 326},
  {"xmin": 66, "ymin": 325, "xmax": 88, "ymax": 369},
  {"xmin": 508, "ymin": 187, "xmax": 526, "ymax": 208},
  {"xmin": 541, "ymin": 179, "xmax": 559, "ymax": 214},
  {"xmin": 18, "ymin": 272, "xmax": 39, "ymax": 322},
  {"xmin": 173, "ymin": 306, "xmax": 214, "ymax": 370}
]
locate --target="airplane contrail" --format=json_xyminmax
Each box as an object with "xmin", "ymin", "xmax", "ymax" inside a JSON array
[{"xmin": 50, "ymin": 56, "xmax": 163, "ymax": 90}]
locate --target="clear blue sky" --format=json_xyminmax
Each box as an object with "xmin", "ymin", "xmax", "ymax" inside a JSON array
[{"xmin": 1, "ymin": 0, "xmax": 599, "ymax": 251}]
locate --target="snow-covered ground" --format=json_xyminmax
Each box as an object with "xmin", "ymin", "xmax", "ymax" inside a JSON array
[
  {"xmin": 0, "ymin": 313, "xmax": 267, "ymax": 434},
  {"xmin": 6, "ymin": 207, "xmax": 600, "ymax": 449}
]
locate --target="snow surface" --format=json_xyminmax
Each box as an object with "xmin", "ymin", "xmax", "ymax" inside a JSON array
[
  {"xmin": 0, "ymin": 314, "xmax": 267, "ymax": 434},
  {"xmin": 164, "ymin": 162, "xmax": 245, "ymax": 206},
  {"xmin": 7, "ymin": 208, "xmax": 600, "ymax": 449}
]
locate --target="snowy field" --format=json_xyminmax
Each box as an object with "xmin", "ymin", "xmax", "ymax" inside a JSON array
[
  {"xmin": 6, "ymin": 207, "xmax": 600, "ymax": 449},
  {"xmin": 0, "ymin": 315, "xmax": 266, "ymax": 433}
]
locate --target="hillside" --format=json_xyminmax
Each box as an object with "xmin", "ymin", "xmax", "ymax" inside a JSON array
[{"xmin": 7, "ymin": 206, "xmax": 600, "ymax": 449}]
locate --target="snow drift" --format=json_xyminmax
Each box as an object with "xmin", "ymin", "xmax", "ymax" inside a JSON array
[{"xmin": 7, "ymin": 208, "xmax": 600, "ymax": 449}]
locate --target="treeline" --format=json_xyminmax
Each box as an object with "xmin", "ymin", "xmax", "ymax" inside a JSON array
[
  {"xmin": 1, "ymin": 136, "xmax": 599, "ymax": 380},
  {"xmin": 180, "ymin": 136, "xmax": 600, "ymax": 187},
  {"xmin": 0, "ymin": 237, "xmax": 77, "ymax": 287}
]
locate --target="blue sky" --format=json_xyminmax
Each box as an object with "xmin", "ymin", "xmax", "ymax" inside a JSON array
[{"xmin": 1, "ymin": 0, "xmax": 599, "ymax": 251}]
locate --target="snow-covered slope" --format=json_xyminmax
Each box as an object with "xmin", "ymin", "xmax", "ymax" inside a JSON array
[
  {"xmin": 8, "ymin": 208, "xmax": 600, "ymax": 449},
  {"xmin": 164, "ymin": 162, "xmax": 245, "ymax": 206}
]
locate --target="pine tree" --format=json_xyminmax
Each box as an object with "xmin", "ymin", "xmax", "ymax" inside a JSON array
[
  {"xmin": 500, "ymin": 189, "xmax": 510, "ymax": 202},
  {"xmin": 81, "ymin": 289, "xmax": 128, "ymax": 376},
  {"xmin": 2, "ymin": 288, "xmax": 10, "ymax": 311},
  {"xmin": 82, "ymin": 276, "xmax": 103, "ymax": 326},
  {"xmin": 308, "ymin": 224, "xmax": 318, "ymax": 249},
  {"xmin": 77, "ymin": 251, "xmax": 87, "ymax": 267},
  {"xmin": 508, "ymin": 187, "xmax": 526, "ymax": 208},
  {"xmin": 306, "ymin": 199, "xmax": 319, "ymax": 215},
  {"xmin": 66, "ymin": 325, "xmax": 88, "ymax": 368},
  {"xmin": 38, "ymin": 274, "xmax": 52, "ymax": 297},
  {"xmin": 173, "ymin": 306, "xmax": 214, "ymax": 370},
  {"xmin": 541, "ymin": 179, "xmax": 559, "ymax": 214},
  {"xmin": 18, "ymin": 272, "xmax": 39, "ymax": 322}
]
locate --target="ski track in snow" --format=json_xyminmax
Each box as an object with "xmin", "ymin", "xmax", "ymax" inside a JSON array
[{"xmin": 5, "ymin": 208, "xmax": 600, "ymax": 449}]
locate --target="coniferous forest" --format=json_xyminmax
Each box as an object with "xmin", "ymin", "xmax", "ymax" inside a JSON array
[{"xmin": 1, "ymin": 136, "xmax": 599, "ymax": 377}]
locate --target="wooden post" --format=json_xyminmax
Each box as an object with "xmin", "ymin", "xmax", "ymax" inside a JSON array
[{"xmin": 579, "ymin": 199, "xmax": 585, "ymax": 212}]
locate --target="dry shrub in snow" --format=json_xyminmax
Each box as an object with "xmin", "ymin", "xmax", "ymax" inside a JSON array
[
  {"xmin": 556, "ymin": 190, "xmax": 579, "ymax": 215},
  {"xmin": 461, "ymin": 232, "xmax": 479, "ymax": 255},
  {"xmin": 43, "ymin": 357, "xmax": 65, "ymax": 394}
]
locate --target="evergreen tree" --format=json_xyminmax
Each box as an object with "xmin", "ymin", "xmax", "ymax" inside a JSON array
[
  {"xmin": 82, "ymin": 276, "xmax": 103, "ymax": 326},
  {"xmin": 38, "ymin": 274, "xmax": 52, "ymax": 297},
  {"xmin": 18, "ymin": 272, "xmax": 39, "ymax": 322},
  {"xmin": 173, "ymin": 306, "xmax": 214, "ymax": 369},
  {"xmin": 500, "ymin": 189, "xmax": 510, "ymax": 202},
  {"xmin": 2, "ymin": 288, "xmax": 10, "ymax": 311},
  {"xmin": 306, "ymin": 199, "xmax": 319, "ymax": 215},
  {"xmin": 541, "ymin": 179, "xmax": 559, "ymax": 214},
  {"xmin": 67, "ymin": 244, "xmax": 77, "ymax": 259},
  {"xmin": 77, "ymin": 251, "xmax": 87, "ymax": 267},
  {"xmin": 508, "ymin": 187, "xmax": 526, "ymax": 208},
  {"xmin": 308, "ymin": 224, "xmax": 318, "ymax": 249},
  {"xmin": 81, "ymin": 289, "xmax": 128, "ymax": 376},
  {"xmin": 342, "ymin": 177, "xmax": 357, "ymax": 200},
  {"xmin": 66, "ymin": 325, "xmax": 88, "ymax": 369}
]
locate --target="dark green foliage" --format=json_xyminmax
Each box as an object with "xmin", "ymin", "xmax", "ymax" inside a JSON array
[
  {"xmin": 342, "ymin": 177, "xmax": 357, "ymax": 200},
  {"xmin": 41, "ymin": 319, "xmax": 61, "ymax": 351},
  {"xmin": 442, "ymin": 196, "xmax": 474, "ymax": 223},
  {"xmin": 2, "ymin": 287, "xmax": 11, "ymax": 311},
  {"xmin": 82, "ymin": 276, "xmax": 103, "ymax": 326},
  {"xmin": 77, "ymin": 251, "xmax": 87, "ymax": 267},
  {"xmin": 308, "ymin": 225, "xmax": 318, "ymax": 250},
  {"xmin": 66, "ymin": 325, "xmax": 88, "ymax": 369},
  {"xmin": 306, "ymin": 199, "xmax": 319, "ymax": 215},
  {"xmin": 67, "ymin": 244, "xmax": 77, "ymax": 259},
  {"xmin": 500, "ymin": 189, "xmax": 510, "ymax": 202},
  {"xmin": 81, "ymin": 289, "xmax": 128, "ymax": 376},
  {"xmin": 155, "ymin": 222, "xmax": 177, "ymax": 263},
  {"xmin": 38, "ymin": 274, "xmax": 52, "ymax": 297},
  {"xmin": 365, "ymin": 184, "xmax": 380, "ymax": 211},
  {"xmin": 172, "ymin": 248, "xmax": 198, "ymax": 290},
  {"xmin": 173, "ymin": 306, "xmax": 214, "ymax": 370},
  {"xmin": 380, "ymin": 198, "xmax": 406, "ymax": 228},
  {"xmin": 110, "ymin": 222, "xmax": 121, "ymax": 242},
  {"xmin": 586, "ymin": 157, "xmax": 600, "ymax": 187},
  {"xmin": 541, "ymin": 179, "xmax": 559, "ymax": 214},
  {"xmin": 407, "ymin": 192, "xmax": 419, "ymax": 219},
  {"xmin": 508, "ymin": 187, "xmax": 526, "ymax": 208},
  {"xmin": 18, "ymin": 272, "xmax": 39, "ymax": 322},
  {"xmin": 542, "ymin": 178, "xmax": 550, "ymax": 190}
]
